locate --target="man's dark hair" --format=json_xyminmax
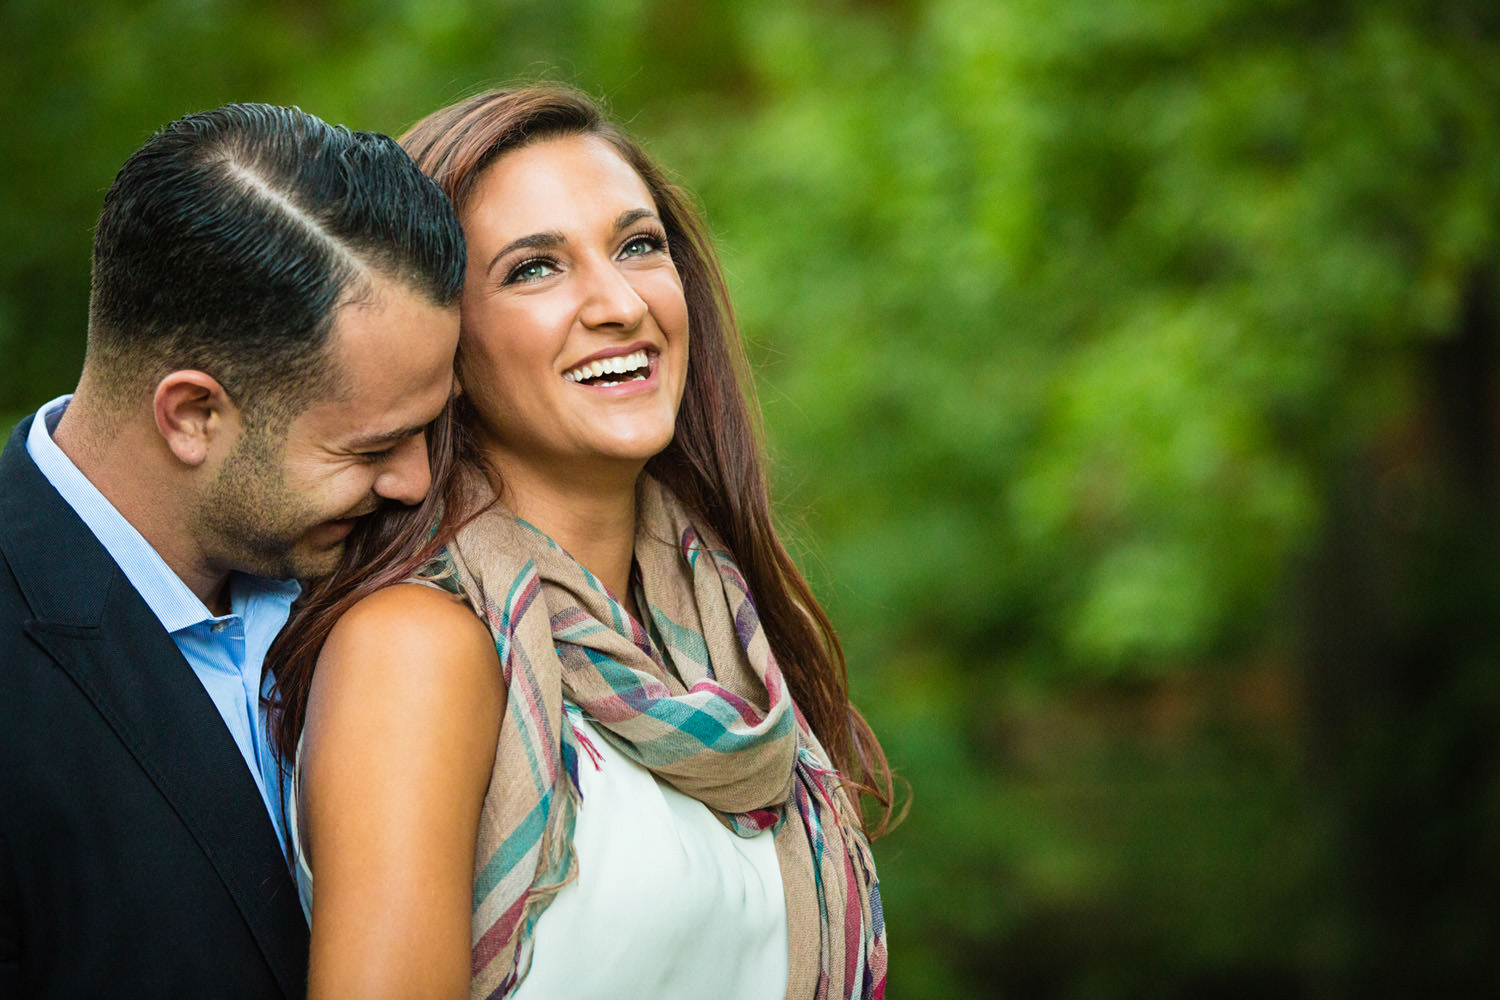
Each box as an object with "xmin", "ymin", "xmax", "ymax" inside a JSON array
[{"xmin": 87, "ymin": 102, "xmax": 466, "ymax": 422}]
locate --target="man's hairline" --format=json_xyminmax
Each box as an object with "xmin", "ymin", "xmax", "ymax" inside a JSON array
[
  {"xmin": 85, "ymin": 143, "xmax": 459, "ymax": 433},
  {"xmin": 270, "ymin": 269, "xmax": 459, "ymax": 434}
]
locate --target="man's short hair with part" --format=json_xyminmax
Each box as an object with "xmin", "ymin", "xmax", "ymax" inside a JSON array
[{"xmin": 86, "ymin": 102, "xmax": 466, "ymax": 425}]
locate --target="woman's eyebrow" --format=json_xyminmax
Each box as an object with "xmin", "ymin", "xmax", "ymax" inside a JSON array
[
  {"xmin": 485, "ymin": 211, "xmax": 659, "ymax": 275},
  {"xmin": 613, "ymin": 208, "xmax": 657, "ymax": 231},
  {"xmin": 486, "ymin": 231, "xmax": 565, "ymax": 275}
]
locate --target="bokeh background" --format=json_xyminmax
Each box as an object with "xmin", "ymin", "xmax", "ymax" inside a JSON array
[{"xmin": 5, "ymin": 1, "xmax": 1499, "ymax": 996}]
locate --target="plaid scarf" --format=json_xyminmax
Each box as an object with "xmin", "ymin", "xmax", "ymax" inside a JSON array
[{"xmin": 442, "ymin": 469, "xmax": 886, "ymax": 999}]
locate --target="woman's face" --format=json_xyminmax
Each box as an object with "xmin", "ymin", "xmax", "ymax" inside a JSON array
[{"xmin": 456, "ymin": 134, "xmax": 689, "ymax": 490}]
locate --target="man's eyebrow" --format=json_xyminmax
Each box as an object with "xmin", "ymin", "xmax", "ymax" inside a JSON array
[
  {"xmin": 345, "ymin": 423, "xmax": 428, "ymax": 450},
  {"xmin": 486, "ymin": 232, "xmax": 564, "ymax": 275}
]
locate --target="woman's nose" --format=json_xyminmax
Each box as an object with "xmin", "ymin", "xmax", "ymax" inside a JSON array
[{"xmin": 578, "ymin": 260, "xmax": 648, "ymax": 332}]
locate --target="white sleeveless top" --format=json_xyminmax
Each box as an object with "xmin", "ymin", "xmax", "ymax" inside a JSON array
[{"xmin": 289, "ymin": 707, "xmax": 789, "ymax": 999}]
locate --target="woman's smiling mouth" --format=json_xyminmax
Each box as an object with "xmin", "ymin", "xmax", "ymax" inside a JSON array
[{"xmin": 561, "ymin": 348, "xmax": 654, "ymax": 387}]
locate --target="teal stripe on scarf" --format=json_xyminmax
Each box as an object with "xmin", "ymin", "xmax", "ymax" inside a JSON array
[
  {"xmin": 647, "ymin": 607, "xmax": 713, "ymax": 673},
  {"xmin": 474, "ymin": 790, "xmax": 552, "ymax": 900}
]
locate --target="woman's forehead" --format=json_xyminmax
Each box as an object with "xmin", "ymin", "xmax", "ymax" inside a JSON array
[{"xmin": 464, "ymin": 135, "xmax": 655, "ymax": 239}]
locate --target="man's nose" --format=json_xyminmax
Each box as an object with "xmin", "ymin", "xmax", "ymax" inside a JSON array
[{"xmin": 373, "ymin": 435, "xmax": 432, "ymax": 506}]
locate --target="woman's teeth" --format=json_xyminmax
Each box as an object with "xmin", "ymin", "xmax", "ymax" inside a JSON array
[{"xmin": 562, "ymin": 349, "xmax": 652, "ymax": 386}]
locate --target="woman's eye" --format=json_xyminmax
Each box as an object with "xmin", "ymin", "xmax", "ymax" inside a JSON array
[
  {"xmin": 356, "ymin": 448, "xmax": 394, "ymax": 464},
  {"xmin": 620, "ymin": 234, "xmax": 666, "ymax": 258},
  {"xmin": 506, "ymin": 258, "xmax": 557, "ymax": 284}
]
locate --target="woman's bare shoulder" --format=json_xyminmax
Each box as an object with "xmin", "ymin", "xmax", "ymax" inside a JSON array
[
  {"xmin": 328, "ymin": 582, "xmax": 484, "ymax": 645},
  {"xmin": 321, "ymin": 581, "xmax": 491, "ymax": 666},
  {"xmin": 308, "ymin": 583, "xmax": 502, "ymax": 742},
  {"xmin": 299, "ymin": 586, "xmax": 501, "ymax": 994}
]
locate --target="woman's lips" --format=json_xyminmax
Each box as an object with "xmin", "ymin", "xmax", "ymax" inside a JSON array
[{"xmin": 563, "ymin": 352, "xmax": 659, "ymax": 396}]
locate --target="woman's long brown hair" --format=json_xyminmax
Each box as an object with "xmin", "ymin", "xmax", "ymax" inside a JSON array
[{"xmin": 268, "ymin": 85, "xmax": 898, "ymax": 836}]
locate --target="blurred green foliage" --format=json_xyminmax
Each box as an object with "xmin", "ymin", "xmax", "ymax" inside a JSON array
[{"xmin": 5, "ymin": 1, "xmax": 1499, "ymax": 995}]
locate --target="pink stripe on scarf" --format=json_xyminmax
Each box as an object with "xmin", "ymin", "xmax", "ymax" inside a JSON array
[
  {"xmin": 842, "ymin": 842, "xmax": 862, "ymax": 990},
  {"xmin": 472, "ymin": 891, "xmax": 529, "ymax": 973},
  {"xmin": 689, "ymin": 679, "xmax": 766, "ymax": 726}
]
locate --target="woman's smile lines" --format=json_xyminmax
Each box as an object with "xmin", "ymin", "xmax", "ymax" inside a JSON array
[{"xmin": 562, "ymin": 348, "xmax": 652, "ymax": 386}]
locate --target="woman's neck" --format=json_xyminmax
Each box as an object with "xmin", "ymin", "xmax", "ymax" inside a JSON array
[{"xmin": 484, "ymin": 458, "xmax": 642, "ymax": 620}]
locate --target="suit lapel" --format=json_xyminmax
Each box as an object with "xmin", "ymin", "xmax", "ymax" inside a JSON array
[{"xmin": 0, "ymin": 417, "xmax": 308, "ymax": 998}]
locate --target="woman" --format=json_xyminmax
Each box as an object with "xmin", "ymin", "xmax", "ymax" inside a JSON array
[{"xmin": 270, "ymin": 86, "xmax": 895, "ymax": 1000}]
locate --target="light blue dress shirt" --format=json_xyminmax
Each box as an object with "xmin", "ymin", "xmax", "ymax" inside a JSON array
[{"xmin": 26, "ymin": 394, "xmax": 300, "ymax": 840}]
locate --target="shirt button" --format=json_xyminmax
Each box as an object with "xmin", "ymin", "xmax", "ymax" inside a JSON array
[{"xmin": 210, "ymin": 621, "xmax": 230, "ymax": 633}]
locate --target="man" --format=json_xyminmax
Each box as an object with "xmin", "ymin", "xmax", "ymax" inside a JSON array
[{"xmin": 0, "ymin": 104, "xmax": 465, "ymax": 998}]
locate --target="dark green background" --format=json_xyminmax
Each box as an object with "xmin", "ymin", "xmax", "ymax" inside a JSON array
[{"xmin": 6, "ymin": 1, "xmax": 1499, "ymax": 995}]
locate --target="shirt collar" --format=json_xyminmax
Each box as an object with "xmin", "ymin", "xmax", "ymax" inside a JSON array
[{"xmin": 26, "ymin": 395, "xmax": 301, "ymax": 634}]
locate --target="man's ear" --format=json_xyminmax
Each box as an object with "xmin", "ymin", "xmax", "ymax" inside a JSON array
[{"xmin": 152, "ymin": 371, "xmax": 237, "ymax": 467}]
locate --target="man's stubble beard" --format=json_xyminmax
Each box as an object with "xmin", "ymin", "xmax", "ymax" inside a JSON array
[{"xmin": 193, "ymin": 423, "xmax": 343, "ymax": 582}]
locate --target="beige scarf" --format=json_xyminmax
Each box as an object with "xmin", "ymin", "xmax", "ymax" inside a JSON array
[{"xmin": 441, "ymin": 469, "xmax": 886, "ymax": 999}]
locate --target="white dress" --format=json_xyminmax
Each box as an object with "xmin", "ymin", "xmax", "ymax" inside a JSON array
[{"xmin": 289, "ymin": 706, "xmax": 789, "ymax": 999}]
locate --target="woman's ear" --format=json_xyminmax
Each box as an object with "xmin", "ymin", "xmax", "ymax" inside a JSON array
[{"xmin": 152, "ymin": 371, "xmax": 237, "ymax": 467}]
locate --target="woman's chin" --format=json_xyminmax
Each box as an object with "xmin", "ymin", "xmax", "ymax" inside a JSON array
[
  {"xmin": 483, "ymin": 424, "xmax": 680, "ymax": 486},
  {"xmin": 605, "ymin": 443, "xmax": 675, "ymax": 472},
  {"xmin": 585, "ymin": 426, "xmax": 678, "ymax": 467}
]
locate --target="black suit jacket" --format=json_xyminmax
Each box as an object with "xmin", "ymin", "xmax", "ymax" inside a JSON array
[{"xmin": 0, "ymin": 416, "xmax": 309, "ymax": 998}]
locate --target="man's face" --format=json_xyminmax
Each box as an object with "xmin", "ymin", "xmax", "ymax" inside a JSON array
[{"xmin": 193, "ymin": 277, "xmax": 460, "ymax": 581}]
